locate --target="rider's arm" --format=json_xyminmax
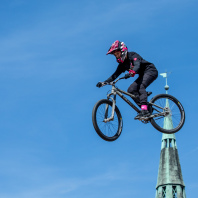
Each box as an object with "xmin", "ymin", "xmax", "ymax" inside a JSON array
[
  {"xmin": 130, "ymin": 53, "xmax": 142, "ymax": 74},
  {"xmin": 104, "ymin": 64, "xmax": 123, "ymax": 83}
]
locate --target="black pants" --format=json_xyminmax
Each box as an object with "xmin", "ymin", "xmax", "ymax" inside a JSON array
[{"xmin": 127, "ymin": 72, "xmax": 158, "ymax": 107}]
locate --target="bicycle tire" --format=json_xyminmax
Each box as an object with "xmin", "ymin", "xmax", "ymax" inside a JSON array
[
  {"xmin": 149, "ymin": 94, "xmax": 185, "ymax": 134},
  {"xmin": 92, "ymin": 99, "xmax": 123, "ymax": 141}
]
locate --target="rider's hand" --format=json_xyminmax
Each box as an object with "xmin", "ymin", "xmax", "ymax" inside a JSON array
[
  {"xmin": 129, "ymin": 69, "xmax": 136, "ymax": 77},
  {"xmin": 96, "ymin": 82, "xmax": 104, "ymax": 88}
]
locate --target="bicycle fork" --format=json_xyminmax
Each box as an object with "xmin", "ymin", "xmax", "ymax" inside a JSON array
[{"xmin": 103, "ymin": 88, "xmax": 117, "ymax": 123}]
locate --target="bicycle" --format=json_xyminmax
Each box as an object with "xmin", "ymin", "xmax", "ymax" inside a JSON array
[{"xmin": 92, "ymin": 74, "xmax": 185, "ymax": 141}]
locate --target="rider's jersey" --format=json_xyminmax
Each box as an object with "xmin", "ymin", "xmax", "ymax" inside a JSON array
[{"xmin": 105, "ymin": 52, "xmax": 158, "ymax": 83}]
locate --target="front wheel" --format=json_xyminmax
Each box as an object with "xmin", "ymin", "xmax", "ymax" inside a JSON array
[
  {"xmin": 149, "ymin": 94, "xmax": 185, "ymax": 134},
  {"xmin": 92, "ymin": 99, "xmax": 123, "ymax": 141}
]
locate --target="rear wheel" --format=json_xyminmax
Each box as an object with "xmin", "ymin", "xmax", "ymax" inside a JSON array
[
  {"xmin": 149, "ymin": 94, "xmax": 185, "ymax": 134},
  {"xmin": 92, "ymin": 99, "xmax": 123, "ymax": 141}
]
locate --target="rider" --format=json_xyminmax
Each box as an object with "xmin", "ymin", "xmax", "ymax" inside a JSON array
[{"xmin": 96, "ymin": 40, "xmax": 158, "ymax": 119}]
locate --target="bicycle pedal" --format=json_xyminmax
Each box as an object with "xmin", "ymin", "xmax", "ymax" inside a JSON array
[{"xmin": 139, "ymin": 116, "xmax": 150, "ymax": 121}]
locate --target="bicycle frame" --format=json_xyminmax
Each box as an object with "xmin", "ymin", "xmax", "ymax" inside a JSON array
[
  {"xmin": 104, "ymin": 84, "xmax": 141, "ymax": 122},
  {"xmin": 103, "ymin": 78, "xmax": 169, "ymax": 123}
]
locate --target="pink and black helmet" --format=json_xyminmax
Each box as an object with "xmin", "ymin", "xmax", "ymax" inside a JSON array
[{"xmin": 106, "ymin": 40, "xmax": 128, "ymax": 63}]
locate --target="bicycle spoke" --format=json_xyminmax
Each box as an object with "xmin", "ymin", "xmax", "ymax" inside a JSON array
[
  {"xmin": 150, "ymin": 95, "xmax": 183, "ymax": 132},
  {"xmin": 96, "ymin": 102, "xmax": 119, "ymax": 138}
]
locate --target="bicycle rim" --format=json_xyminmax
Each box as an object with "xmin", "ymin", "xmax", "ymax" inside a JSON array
[
  {"xmin": 96, "ymin": 103, "xmax": 120, "ymax": 138},
  {"xmin": 92, "ymin": 99, "xmax": 123, "ymax": 141},
  {"xmin": 150, "ymin": 95, "xmax": 185, "ymax": 133}
]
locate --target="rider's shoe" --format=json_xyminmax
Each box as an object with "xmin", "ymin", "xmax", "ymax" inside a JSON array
[
  {"xmin": 141, "ymin": 110, "xmax": 150, "ymax": 118},
  {"xmin": 134, "ymin": 110, "xmax": 150, "ymax": 120}
]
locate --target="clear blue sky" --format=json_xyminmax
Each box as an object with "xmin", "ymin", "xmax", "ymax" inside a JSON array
[{"xmin": 0, "ymin": 0, "xmax": 197, "ymax": 197}]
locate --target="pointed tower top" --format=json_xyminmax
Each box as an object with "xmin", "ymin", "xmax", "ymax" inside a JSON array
[
  {"xmin": 156, "ymin": 72, "xmax": 185, "ymax": 192},
  {"xmin": 160, "ymin": 72, "xmax": 171, "ymax": 94},
  {"xmin": 160, "ymin": 72, "xmax": 174, "ymax": 140},
  {"xmin": 156, "ymin": 72, "xmax": 186, "ymax": 198}
]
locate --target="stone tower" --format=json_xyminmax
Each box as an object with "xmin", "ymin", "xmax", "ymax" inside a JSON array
[{"xmin": 155, "ymin": 73, "xmax": 186, "ymax": 198}]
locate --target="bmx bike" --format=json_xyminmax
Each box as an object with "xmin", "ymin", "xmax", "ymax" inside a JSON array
[{"xmin": 92, "ymin": 75, "xmax": 185, "ymax": 141}]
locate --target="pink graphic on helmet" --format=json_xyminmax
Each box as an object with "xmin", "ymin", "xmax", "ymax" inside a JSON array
[
  {"xmin": 106, "ymin": 40, "xmax": 119, "ymax": 54},
  {"xmin": 134, "ymin": 58, "xmax": 137, "ymax": 61},
  {"xmin": 107, "ymin": 40, "xmax": 119, "ymax": 54}
]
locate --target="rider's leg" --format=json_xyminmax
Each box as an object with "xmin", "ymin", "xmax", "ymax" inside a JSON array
[
  {"xmin": 139, "ymin": 73, "xmax": 158, "ymax": 106},
  {"xmin": 127, "ymin": 77, "xmax": 142, "ymax": 107},
  {"xmin": 135, "ymin": 73, "xmax": 158, "ymax": 119}
]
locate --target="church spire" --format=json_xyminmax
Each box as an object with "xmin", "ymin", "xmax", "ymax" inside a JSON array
[{"xmin": 155, "ymin": 73, "xmax": 186, "ymax": 198}]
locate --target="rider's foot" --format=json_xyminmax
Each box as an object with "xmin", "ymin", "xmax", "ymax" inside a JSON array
[
  {"xmin": 141, "ymin": 110, "xmax": 150, "ymax": 118},
  {"xmin": 134, "ymin": 110, "xmax": 150, "ymax": 120},
  {"xmin": 140, "ymin": 105, "xmax": 150, "ymax": 118}
]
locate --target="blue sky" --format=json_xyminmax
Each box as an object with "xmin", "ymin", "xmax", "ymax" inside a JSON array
[{"xmin": 0, "ymin": 0, "xmax": 197, "ymax": 197}]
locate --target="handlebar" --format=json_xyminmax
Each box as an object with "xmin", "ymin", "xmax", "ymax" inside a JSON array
[{"xmin": 102, "ymin": 74, "xmax": 132, "ymax": 87}]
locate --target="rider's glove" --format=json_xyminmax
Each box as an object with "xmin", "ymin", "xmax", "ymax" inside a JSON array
[
  {"xmin": 96, "ymin": 82, "xmax": 104, "ymax": 88},
  {"xmin": 129, "ymin": 69, "xmax": 136, "ymax": 77}
]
